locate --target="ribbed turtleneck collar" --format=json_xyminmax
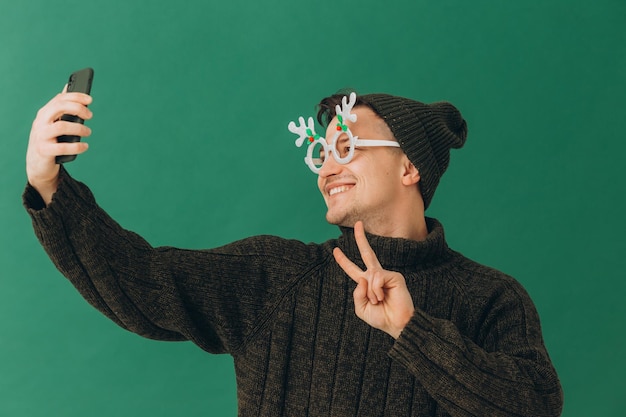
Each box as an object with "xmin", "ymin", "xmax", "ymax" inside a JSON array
[{"xmin": 335, "ymin": 217, "xmax": 452, "ymax": 270}]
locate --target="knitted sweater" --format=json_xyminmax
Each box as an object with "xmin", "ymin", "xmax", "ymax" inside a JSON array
[{"xmin": 23, "ymin": 169, "xmax": 563, "ymax": 417}]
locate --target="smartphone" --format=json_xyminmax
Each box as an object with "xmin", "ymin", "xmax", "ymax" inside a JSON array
[{"xmin": 56, "ymin": 67, "xmax": 94, "ymax": 164}]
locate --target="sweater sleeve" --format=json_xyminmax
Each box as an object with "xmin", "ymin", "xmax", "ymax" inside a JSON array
[
  {"xmin": 388, "ymin": 269, "xmax": 563, "ymax": 417},
  {"xmin": 23, "ymin": 169, "xmax": 311, "ymax": 354}
]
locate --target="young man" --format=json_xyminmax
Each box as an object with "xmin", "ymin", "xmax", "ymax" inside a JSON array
[{"xmin": 24, "ymin": 88, "xmax": 563, "ymax": 416}]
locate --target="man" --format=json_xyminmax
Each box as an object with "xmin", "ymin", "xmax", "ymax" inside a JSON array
[{"xmin": 24, "ymin": 86, "xmax": 563, "ymax": 416}]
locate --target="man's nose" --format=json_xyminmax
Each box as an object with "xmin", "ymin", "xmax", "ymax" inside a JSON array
[{"xmin": 318, "ymin": 151, "xmax": 343, "ymax": 177}]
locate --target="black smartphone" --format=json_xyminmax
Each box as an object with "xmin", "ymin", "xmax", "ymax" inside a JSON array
[{"xmin": 56, "ymin": 67, "xmax": 94, "ymax": 164}]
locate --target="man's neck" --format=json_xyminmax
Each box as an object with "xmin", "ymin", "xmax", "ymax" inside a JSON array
[{"xmin": 361, "ymin": 216, "xmax": 429, "ymax": 241}]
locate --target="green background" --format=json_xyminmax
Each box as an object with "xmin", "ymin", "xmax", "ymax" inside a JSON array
[{"xmin": 1, "ymin": 0, "xmax": 624, "ymax": 415}]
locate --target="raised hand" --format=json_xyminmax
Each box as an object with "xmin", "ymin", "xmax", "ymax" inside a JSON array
[
  {"xmin": 333, "ymin": 221, "xmax": 415, "ymax": 339},
  {"xmin": 26, "ymin": 86, "xmax": 93, "ymax": 205}
]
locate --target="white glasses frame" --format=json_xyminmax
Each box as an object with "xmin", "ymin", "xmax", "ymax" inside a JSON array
[
  {"xmin": 289, "ymin": 92, "xmax": 400, "ymax": 174},
  {"xmin": 305, "ymin": 128, "xmax": 400, "ymax": 174}
]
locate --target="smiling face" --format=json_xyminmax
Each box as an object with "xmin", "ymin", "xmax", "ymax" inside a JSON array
[{"xmin": 317, "ymin": 106, "xmax": 411, "ymax": 229}]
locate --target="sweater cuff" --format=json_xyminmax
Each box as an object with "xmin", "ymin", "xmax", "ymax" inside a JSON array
[
  {"xmin": 23, "ymin": 167, "xmax": 97, "ymax": 230},
  {"xmin": 22, "ymin": 181, "xmax": 47, "ymax": 211},
  {"xmin": 388, "ymin": 307, "xmax": 435, "ymax": 365}
]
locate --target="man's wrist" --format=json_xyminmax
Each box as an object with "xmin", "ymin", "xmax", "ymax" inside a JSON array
[
  {"xmin": 29, "ymin": 177, "xmax": 59, "ymax": 207},
  {"xmin": 390, "ymin": 307, "xmax": 415, "ymax": 339}
]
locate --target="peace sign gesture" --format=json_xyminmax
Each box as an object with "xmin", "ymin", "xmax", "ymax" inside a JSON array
[{"xmin": 333, "ymin": 221, "xmax": 415, "ymax": 339}]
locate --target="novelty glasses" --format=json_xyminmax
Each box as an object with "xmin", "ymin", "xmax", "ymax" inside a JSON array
[{"xmin": 288, "ymin": 92, "xmax": 400, "ymax": 174}]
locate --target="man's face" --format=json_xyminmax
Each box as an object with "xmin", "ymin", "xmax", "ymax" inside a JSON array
[{"xmin": 317, "ymin": 106, "xmax": 407, "ymax": 228}]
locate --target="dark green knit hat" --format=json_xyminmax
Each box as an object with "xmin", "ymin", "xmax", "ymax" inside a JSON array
[{"xmin": 360, "ymin": 94, "xmax": 468, "ymax": 210}]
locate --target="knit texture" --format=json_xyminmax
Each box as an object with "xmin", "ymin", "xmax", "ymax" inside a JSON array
[
  {"xmin": 361, "ymin": 94, "xmax": 467, "ymax": 210},
  {"xmin": 23, "ymin": 169, "xmax": 563, "ymax": 417}
]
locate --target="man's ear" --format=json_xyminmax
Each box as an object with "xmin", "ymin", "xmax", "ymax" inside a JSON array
[{"xmin": 401, "ymin": 157, "xmax": 421, "ymax": 186}]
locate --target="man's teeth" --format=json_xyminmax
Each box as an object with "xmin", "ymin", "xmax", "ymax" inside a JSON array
[{"xmin": 329, "ymin": 186, "xmax": 351, "ymax": 196}]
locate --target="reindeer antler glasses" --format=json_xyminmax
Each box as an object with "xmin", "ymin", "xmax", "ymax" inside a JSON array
[{"xmin": 288, "ymin": 92, "xmax": 400, "ymax": 174}]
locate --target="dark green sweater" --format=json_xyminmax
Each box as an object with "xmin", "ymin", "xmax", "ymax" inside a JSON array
[{"xmin": 24, "ymin": 169, "xmax": 563, "ymax": 416}]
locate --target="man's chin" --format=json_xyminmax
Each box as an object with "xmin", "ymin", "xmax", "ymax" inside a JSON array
[
  {"xmin": 325, "ymin": 211, "xmax": 355, "ymax": 228},
  {"xmin": 325, "ymin": 211, "xmax": 341, "ymax": 226}
]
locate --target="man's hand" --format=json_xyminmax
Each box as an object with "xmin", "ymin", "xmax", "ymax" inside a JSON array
[
  {"xmin": 26, "ymin": 85, "xmax": 93, "ymax": 205},
  {"xmin": 333, "ymin": 221, "xmax": 415, "ymax": 339}
]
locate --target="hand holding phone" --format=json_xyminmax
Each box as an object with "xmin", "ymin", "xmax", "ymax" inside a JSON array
[{"xmin": 56, "ymin": 67, "xmax": 94, "ymax": 164}]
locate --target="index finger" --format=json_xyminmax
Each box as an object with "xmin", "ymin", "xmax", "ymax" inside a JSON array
[
  {"xmin": 63, "ymin": 91, "xmax": 93, "ymax": 105},
  {"xmin": 353, "ymin": 221, "xmax": 382, "ymax": 270},
  {"xmin": 333, "ymin": 247, "xmax": 364, "ymax": 283},
  {"xmin": 59, "ymin": 83, "xmax": 93, "ymax": 104}
]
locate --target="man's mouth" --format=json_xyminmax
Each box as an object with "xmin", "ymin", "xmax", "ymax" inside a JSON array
[{"xmin": 328, "ymin": 185, "xmax": 353, "ymax": 196}]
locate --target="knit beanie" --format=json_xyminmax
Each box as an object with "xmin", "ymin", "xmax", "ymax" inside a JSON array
[{"xmin": 360, "ymin": 94, "xmax": 468, "ymax": 210}]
